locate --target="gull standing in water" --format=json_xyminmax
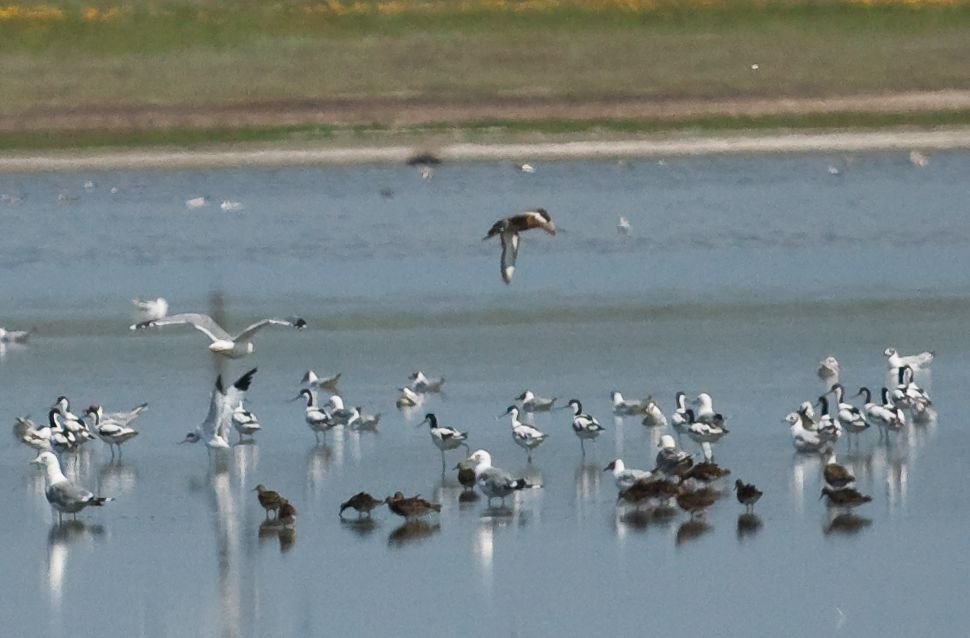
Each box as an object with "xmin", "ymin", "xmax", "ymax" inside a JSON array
[
  {"xmin": 420, "ymin": 413, "xmax": 469, "ymax": 470},
  {"xmin": 483, "ymin": 208, "xmax": 556, "ymax": 284},
  {"xmin": 31, "ymin": 451, "xmax": 112, "ymax": 522},
  {"xmin": 499, "ymin": 405, "xmax": 548, "ymax": 462},
  {"xmin": 884, "ymin": 347, "xmax": 934, "ymax": 373},
  {"xmin": 566, "ymin": 399, "xmax": 605, "ymax": 456},
  {"xmin": 603, "ymin": 459, "xmax": 652, "ymax": 491},
  {"xmin": 181, "ymin": 368, "xmax": 257, "ymax": 452},
  {"xmin": 468, "ymin": 449, "xmax": 537, "ymax": 506},
  {"xmin": 130, "ymin": 313, "xmax": 306, "ymax": 358}
]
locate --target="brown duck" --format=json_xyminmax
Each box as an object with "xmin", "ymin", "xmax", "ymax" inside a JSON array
[
  {"xmin": 676, "ymin": 487, "xmax": 718, "ymax": 518},
  {"xmin": 339, "ymin": 492, "xmax": 384, "ymax": 519},
  {"xmin": 734, "ymin": 479, "xmax": 763, "ymax": 512},
  {"xmin": 683, "ymin": 461, "xmax": 731, "ymax": 483},
  {"xmin": 278, "ymin": 499, "xmax": 297, "ymax": 526},
  {"xmin": 385, "ymin": 492, "xmax": 442, "ymax": 520},
  {"xmin": 617, "ymin": 478, "xmax": 679, "ymax": 506},
  {"xmin": 820, "ymin": 487, "xmax": 871, "ymax": 509},
  {"xmin": 254, "ymin": 484, "xmax": 283, "ymax": 519},
  {"xmin": 454, "ymin": 458, "xmax": 478, "ymax": 490}
]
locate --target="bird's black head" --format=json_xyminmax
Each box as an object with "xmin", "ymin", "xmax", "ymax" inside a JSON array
[
  {"xmin": 292, "ymin": 318, "xmax": 307, "ymax": 329},
  {"xmin": 536, "ymin": 208, "xmax": 551, "ymax": 221}
]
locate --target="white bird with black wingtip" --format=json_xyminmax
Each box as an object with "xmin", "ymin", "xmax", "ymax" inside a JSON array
[
  {"xmin": 130, "ymin": 313, "xmax": 306, "ymax": 358},
  {"xmin": 566, "ymin": 399, "xmax": 605, "ymax": 455},
  {"xmin": 499, "ymin": 405, "xmax": 548, "ymax": 462}
]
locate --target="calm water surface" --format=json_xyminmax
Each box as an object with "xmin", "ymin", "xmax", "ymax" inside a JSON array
[{"xmin": 1, "ymin": 152, "xmax": 969, "ymax": 637}]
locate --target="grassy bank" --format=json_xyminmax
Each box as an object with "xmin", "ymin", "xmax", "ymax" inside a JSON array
[{"xmin": 1, "ymin": 0, "xmax": 969, "ymax": 148}]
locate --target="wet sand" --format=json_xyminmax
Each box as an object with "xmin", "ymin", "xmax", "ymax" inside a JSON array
[{"xmin": 1, "ymin": 128, "xmax": 969, "ymax": 172}]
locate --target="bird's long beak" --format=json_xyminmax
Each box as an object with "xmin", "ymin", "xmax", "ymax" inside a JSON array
[
  {"xmin": 288, "ymin": 395, "xmax": 303, "ymax": 402},
  {"xmin": 29, "ymin": 456, "xmax": 43, "ymax": 465}
]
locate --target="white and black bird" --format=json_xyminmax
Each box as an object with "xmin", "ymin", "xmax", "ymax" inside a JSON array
[
  {"xmin": 31, "ymin": 451, "xmax": 112, "ymax": 522},
  {"xmin": 515, "ymin": 390, "xmax": 556, "ymax": 412},
  {"xmin": 671, "ymin": 391, "xmax": 690, "ymax": 433},
  {"xmin": 181, "ymin": 368, "xmax": 257, "ymax": 451},
  {"xmin": 468, "ymin": 449, "xmax": 537, "ymax": 506},
  {"xmin": 566, "ymin": 399, "xmax": 605, "ymax": 455},
  {"xmin": 84, "ymin": 404, "xmax": 144, "ymax": 457},
  {"xmin": 483, "ymin": 208, "xmax": 556, "ymax": 284},
  {"xmin": 231, "ymin": 403, "xmax": 262, "ymax": 442},
  {"xmin": 420, "ymin": 413, "xmax": 469, "ymax": 469},
  {"xmin": 786, "ymin": 412, "xmax": 828, "ymax": 453},
  {"xmin": 684, "ymin": 408, "xmax": 729, "ymax": 461},
  {"xmin": 857, "ymin": 386, "xmax": 904, "ymax": 432},
  {"xmin": 500, "ymin": 405, "xmax": 548, "ymax": 462},
  {"xmin": 827, "ymin": 384, "xmax": 869, "ymax": 439},
  {"xmin": 130, "ymin": 313, "xmax": 306, "ymax": 358},
  {"xmin": 291, "ymin": 389, "xmax": 336, "ymax": 442}
]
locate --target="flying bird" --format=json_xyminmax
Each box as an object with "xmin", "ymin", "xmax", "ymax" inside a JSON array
[
  {"xmin": 130, "ymin": 313, "xmax": 306, "ymax": 358},
  {"xmin": 483, "ymin": 209, "xmax": 556, "ymax": 284}
]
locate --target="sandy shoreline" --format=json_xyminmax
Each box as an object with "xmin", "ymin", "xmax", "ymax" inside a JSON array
[{"xmin": 1, "ymin": 128, "xmax": 968, "ymax": 172}]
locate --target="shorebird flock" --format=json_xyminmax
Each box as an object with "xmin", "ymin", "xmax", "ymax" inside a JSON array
[{"xmin": 10, "ymin": 287, "xmax": 938, "ymax": 543}]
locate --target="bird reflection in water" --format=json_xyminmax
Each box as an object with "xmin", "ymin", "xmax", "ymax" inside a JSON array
[
  {"xmin": 736, "ymin": 513, "xmax": 763, "ymax": 540},
  {"xmin": 305, "ymin": 443, "xmax": 336, "ymax": 493},
  {"xmin": 388, "ymin": 520, "xmax": 440, "ymax": 547},
  {"xmin": 824, "ymin": 513, "xmax": 872, "ymax": 536},
  {"xmin": 47, "ymin": 521, "xmax": 104, "ymax": 611},
  {"xmin": 96, "ymin": 459, "xmax": 137, "ymax": 497},
  {"xmin": 574, "ymin": 462, "xmax": 601, "ymax": 507},
  {"xmin": 340, "ymin": 517, "xmax": 379, "ymax": 538},
  {"xmin": 676, "ymin": 520, "xmax": 712, "ymax": 546},
  {"xmin": 258, "ymin": 519, "xmax": 296, "ymax": 552},
  {"xmin": 616, "ymin": 508, "xmax": 653, "ymax": 533}
]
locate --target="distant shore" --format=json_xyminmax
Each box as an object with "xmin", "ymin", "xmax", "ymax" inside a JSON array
[{"xmin": 0, "ymin": 128, "xmax": 968, "ymax": 172}]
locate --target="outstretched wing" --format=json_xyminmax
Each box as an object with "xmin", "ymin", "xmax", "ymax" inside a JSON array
[
  {"xmin": 130, "ymin": 313, "xmax": 230, "ymax": 342},
  {"xmin": 499, "ymin": 230, "xmax": 519, "ymax": 285},
  {"xmin": 234, "ymin": 318, "xmax": 306, "ymax": 341}
]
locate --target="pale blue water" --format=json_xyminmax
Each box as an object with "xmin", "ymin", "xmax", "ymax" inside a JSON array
[{"xmin": 1, "ymin": 152, "xmax": 969, "ymax": 637}]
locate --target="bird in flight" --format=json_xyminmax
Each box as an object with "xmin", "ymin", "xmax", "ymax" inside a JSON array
[
  {"xmin": 130, "ymin": 313, "xmax": 306, "ymax": 358},
  {"xmin": 483, "ymin": 209, "xmax": 556, "ymax": 284}
]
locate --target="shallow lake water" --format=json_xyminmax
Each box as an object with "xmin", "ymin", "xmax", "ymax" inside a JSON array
[{"xmin": 1, "ymin": 151, "xmax": 969, "ymax": 637}]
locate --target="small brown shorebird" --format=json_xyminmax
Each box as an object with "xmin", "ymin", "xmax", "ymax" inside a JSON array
[
  {"xmin": 339, "ymin": 492, "xmax": 384, "ymax": 519},
  {"xmin": 253, "ymin": 484, "xmax": 283, "ymax": 519},
  {"xmin": 454, "ymin": 458, "xmax": 478, "ymax": 490},
  {"xmin": 617, "ymin": 478, "xmax": 679, "ymax": 508},
  {"xmin": 734, "ymin": 479, "xmax": 763, "ymax": 513},
  {"xmin": 278, "ymin": 499, "xmax": 297, "ymax": 527},
  {"xmin": 820, "ymin": 487, "xmax": 872, "ymax": 509},
  {"xmin": 683, "ymin": 461, "xmax": 731, "ymax": 483},
  {"xmin": 385, "ymin": 492, "xmax": 441, "ymax": 520},
  {"xmin": 676, "ymin": 487, "xmax": 718, "ymax": 519}
]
